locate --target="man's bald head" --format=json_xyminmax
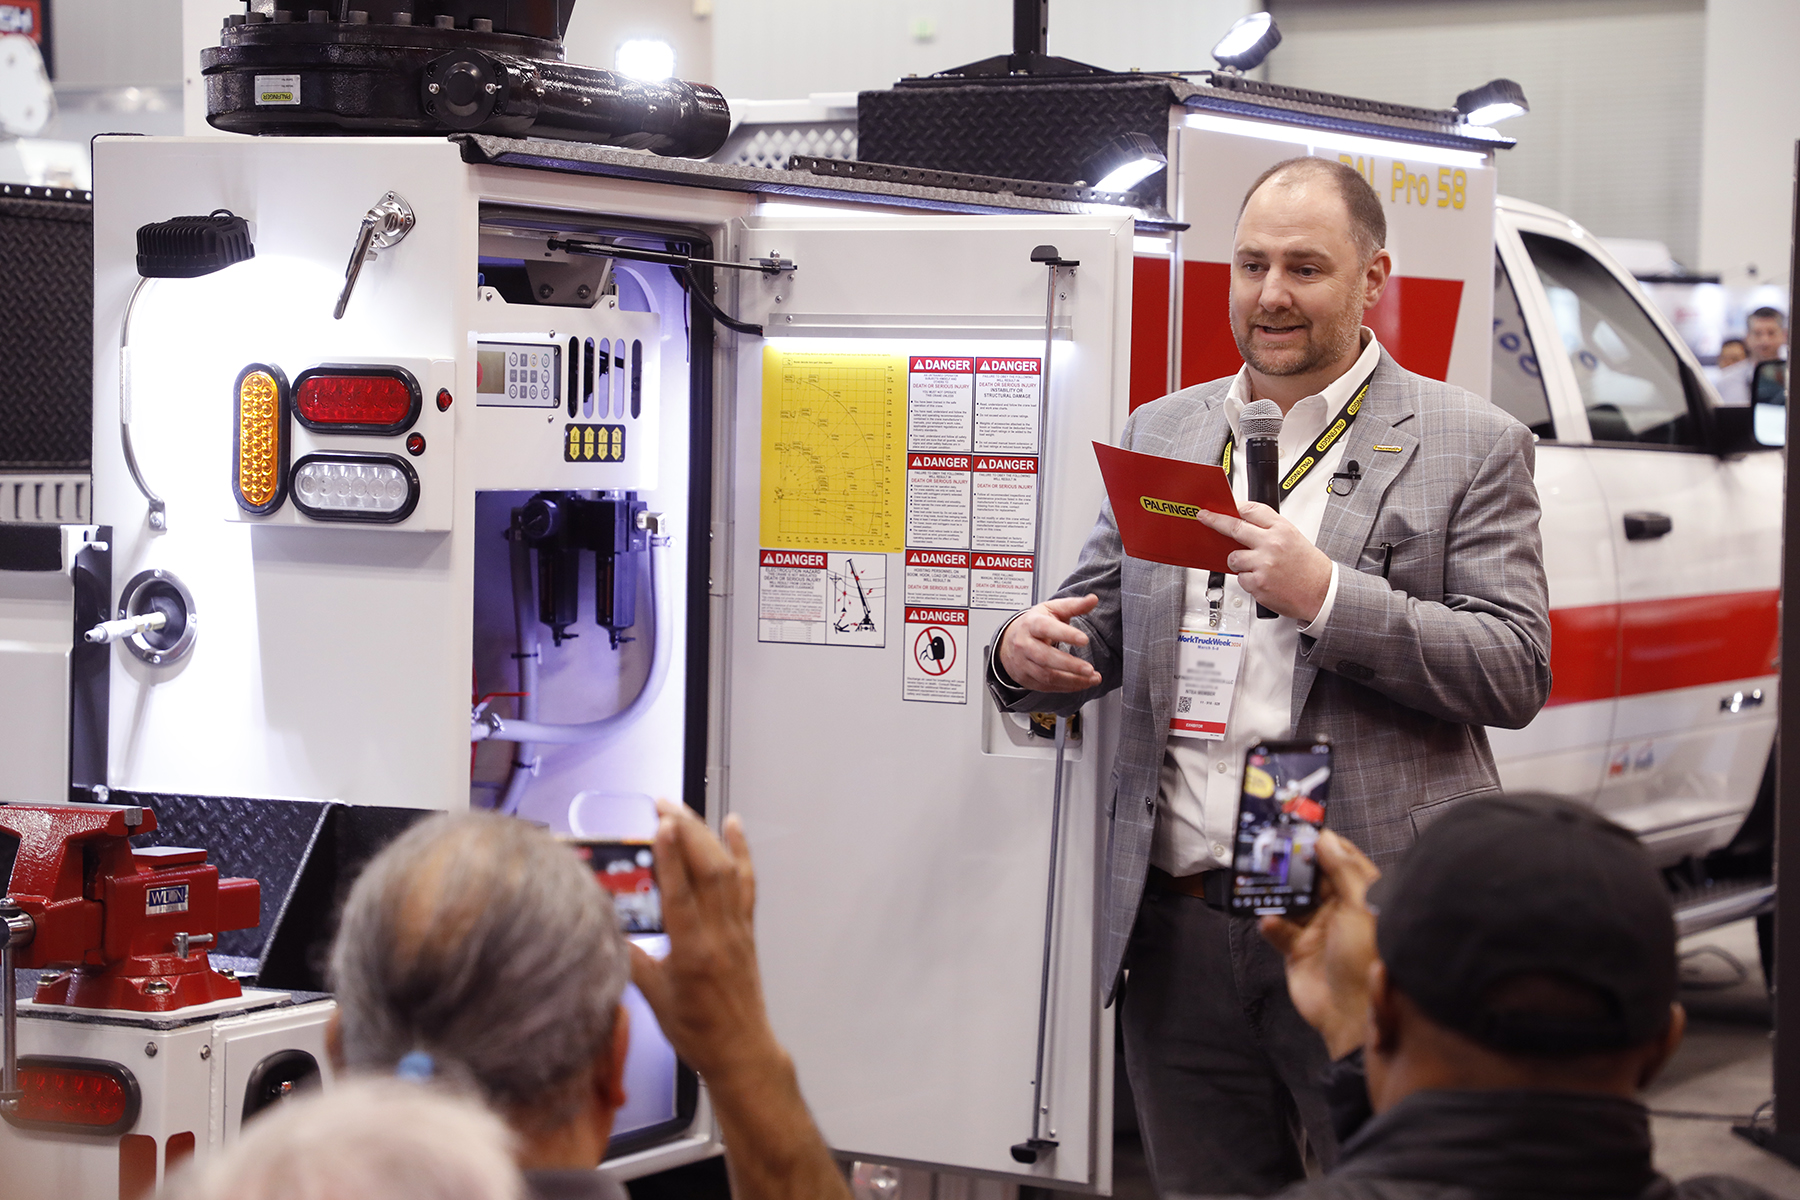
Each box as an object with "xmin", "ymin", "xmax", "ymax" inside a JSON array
[{"xmin": 1239, "ymin": 157, "xmax": 1387, "ymax": 266}]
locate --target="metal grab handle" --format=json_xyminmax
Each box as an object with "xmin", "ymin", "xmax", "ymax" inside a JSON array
[
  {"xmin": 118, "ymin": 278, "xmax": 168, "ymax": 531},
  {"xmin": 334, "ymin": 191, "xmax": 415, "ymax": 320},
  {"xmin": 334, "ymin": 218, "xmax": 379, "ymax": 320},
  {"xmin": 1, "ymin": 900, "xmax": 35, "ymax": 1111},
  {"xmin": 1012, "ymin": 712, "xmax": 1071, "ymax": 1165},
  {"xmin": 1028, "ymin": 245, "xmax": 1077, "ymax": 606}
]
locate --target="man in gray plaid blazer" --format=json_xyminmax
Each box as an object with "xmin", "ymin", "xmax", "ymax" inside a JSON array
[{"xmin": 987, "ymin": 158, "xmax": 1551, "ymax": 1194}]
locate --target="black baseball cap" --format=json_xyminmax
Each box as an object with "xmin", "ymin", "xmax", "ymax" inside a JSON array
[{"xmin": 1369, "ymin": 792, "xmax": 1678, "ymax": 1055}]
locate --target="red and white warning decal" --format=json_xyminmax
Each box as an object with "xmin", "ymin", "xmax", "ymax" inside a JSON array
[
  {"xmin": 758, "ymin": 549, "xmax": 887, "ymax": 647},
  {"xmin": 904, "ymin": 548, "xmax": 972, "ymax": 608},
  {"xmin": 905, "ymin": 453, "xmax": 973, "ymax": 549},
  {"xmin": 908, "ymin": 356, "xmax": 975, "ymax": 452},
  {"xmin": 903, "ymin": 606, "xmax": 968, "ymax": 704},
  {"xmin": 970, "ymin": 552, "xmax": 1034, "ymax": 610},
  {"xmin": 971, "ymin": 454, "xmax": 1038, "ymax": 552},
  {"xmin": 974, "ymin": 357, "xmax": 1042, "ymax": 454}
]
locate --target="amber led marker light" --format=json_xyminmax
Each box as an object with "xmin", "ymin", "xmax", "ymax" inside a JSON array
[{"xmin": 233, "ymin": 363, "xmax": 290, "ymax": 514}]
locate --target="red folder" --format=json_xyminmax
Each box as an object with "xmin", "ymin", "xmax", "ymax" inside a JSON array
[{"xmin": 1093, "ymin": 441, "xmax": 1247, "ymax": 572}]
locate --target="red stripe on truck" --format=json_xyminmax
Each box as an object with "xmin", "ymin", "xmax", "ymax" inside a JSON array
[{"xmin": 1544, "ymin": 590, "xmax": 1779, "ymax": 707}]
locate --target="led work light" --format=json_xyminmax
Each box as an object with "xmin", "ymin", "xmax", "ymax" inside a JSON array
[
  {"xmin": 1078, "ymin": 133, "xmax": 1168, "ymax": 195},
  {"xmin": 1455, "ymin": 78, "xmax": 1529, "ymax": 126},
  {"xmin": 1211, "ymin": 13, "xmax": 1281, "ymax": 72}
]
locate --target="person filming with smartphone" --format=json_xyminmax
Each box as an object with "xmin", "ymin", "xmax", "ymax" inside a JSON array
[
  {"xmin": 1247, "ymin": 794, "xmax": 1779, "ymax": 1200},
  {"xmin": 985, "ymin": 155, "xmax": 1552, "ymax": 1195}
]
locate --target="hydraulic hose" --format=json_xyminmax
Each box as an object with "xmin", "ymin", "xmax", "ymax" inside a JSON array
[{"xmin": 474, "ymin": 536, "xmax": 672, "ymax": 748}]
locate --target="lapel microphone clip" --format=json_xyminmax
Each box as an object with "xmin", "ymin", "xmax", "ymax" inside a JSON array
[{"xmin": 1328, "ymin": 459, "xmax": 1362, "ymax": 497}]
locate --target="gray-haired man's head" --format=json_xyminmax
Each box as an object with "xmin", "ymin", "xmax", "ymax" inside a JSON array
[
  {"xmin": 329, "ymin": 813, "xmax": 630, "ymax": 1131},
  {"xmin": 175, "ymin": 1080, "xmax": 523, "ymax": 1200}
]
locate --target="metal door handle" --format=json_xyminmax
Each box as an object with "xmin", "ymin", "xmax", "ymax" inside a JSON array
[
  {"xmin": 334, "ymin": 191, "xmax": 415, "ymax": 320},
  {"xmin": 1623, "ymin": 511, "xmax": 1672, "ymax": 540}
]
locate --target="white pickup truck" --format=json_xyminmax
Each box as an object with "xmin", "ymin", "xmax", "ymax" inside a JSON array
[{"xmin": 1485, "ymin": 195, "xmax": 1781, "ymax": 947}]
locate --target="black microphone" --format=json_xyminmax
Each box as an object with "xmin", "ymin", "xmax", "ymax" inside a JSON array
[{"xmin": 1239, "ymin": 399, "xmax": 1284, "ymax": 620}]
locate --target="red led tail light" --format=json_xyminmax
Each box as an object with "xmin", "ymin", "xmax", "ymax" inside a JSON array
[
  {"xmin": 2, "ymin": 1056, "xmax": 140, "ymax": 1135},
  {"xmin": 293, "ymin": 365, "xmax": 422, "ymax": 435}
]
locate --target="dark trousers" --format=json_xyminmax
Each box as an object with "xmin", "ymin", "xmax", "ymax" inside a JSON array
[{"xmin": 1119, "ymin": 888, "xmax": 1338, "ymax": 1196}]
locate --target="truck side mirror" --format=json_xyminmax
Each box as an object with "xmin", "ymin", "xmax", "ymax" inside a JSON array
[
  {"xmin": 1752, "ymin": 360, "xmax": 1786, "ymax": 447},
  {"xmin": 1712, "ymin": 406, "xmax": 1780, "ymax": 455},
  {"xmin": 1708, "ymin": 361, "xmax": 1784, "ymax": 454}
]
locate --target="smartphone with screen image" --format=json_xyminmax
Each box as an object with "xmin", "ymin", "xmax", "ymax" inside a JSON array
[
  {"xmin": 1228, "ymin": 739, "xmax": 1332, "ymax": 918},
  {"xmin": 567, "ymin": 839, "xmax": 663, "ymax": 934}
]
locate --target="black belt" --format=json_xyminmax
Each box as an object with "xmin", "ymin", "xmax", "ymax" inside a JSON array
[{"xmin": 1148, "ymin": 865, "xmax": 1231, "ymax": 909}]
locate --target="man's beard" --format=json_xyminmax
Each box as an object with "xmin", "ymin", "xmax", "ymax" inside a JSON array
[{"xmin": 1233, "ymin": 304, "xmax": 1361, "ymax": 378}]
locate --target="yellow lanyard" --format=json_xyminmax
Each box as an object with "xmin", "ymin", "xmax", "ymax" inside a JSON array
[{"xmin": 1218, "ymin": 375, "xmax": 1372, "ymax": 495}]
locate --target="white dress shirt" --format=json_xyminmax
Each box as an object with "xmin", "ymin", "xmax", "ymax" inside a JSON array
[{"xmin": 1150, "ymin": 331, "xmax": 1382, "ymax": 876}]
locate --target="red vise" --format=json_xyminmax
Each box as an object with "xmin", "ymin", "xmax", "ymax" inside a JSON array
[{"xmin": 0, "ymin": 803, "xmax": 260, "ymax": 1012}]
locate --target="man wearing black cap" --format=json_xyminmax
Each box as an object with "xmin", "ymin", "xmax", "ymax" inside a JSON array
[{"xmin": 1249, "ymin": 792, "xmax": 1777, "ymax": 1200}]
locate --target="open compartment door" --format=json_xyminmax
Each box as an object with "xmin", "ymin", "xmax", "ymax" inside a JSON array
[{"xmin": 720, "ymin": 212, "xmax": 1133, "ymax": 1187}]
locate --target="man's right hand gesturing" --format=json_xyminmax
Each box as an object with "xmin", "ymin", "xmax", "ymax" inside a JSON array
[{"xmin": 997, "ymin": 593, "xmax": 1104, "ymax": 692}]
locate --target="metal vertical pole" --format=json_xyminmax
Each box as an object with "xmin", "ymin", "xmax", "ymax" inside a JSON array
[
  {"xmin": 1775, "ymin": 140, "xmax": 1800, "ymax": 1151},
  {"xmin": 1012, "ymin": 0, "xmax": 1047, "ymax": 67},
  {"xmin": 1029, "ymin": 245, "xmax": 1077, "ymax": 605},
  {"xmin": 1012, "ymin": 715, "xmax": 1068, "ymax": 1165},
  {"xmin": 1033, "ymin": 257, "xmax": 1058, "ymax": 605},
  {"xmin": 1743, "ymin": 139, "xmax": 1800, "ymax": 1164},
  {"xmin": 1, "ymin": 940, "xmax": 15, "ymax": 1108},
  {"xmin": 0, "ymin": 901, "xmax": 32, "ymax": 1113}
]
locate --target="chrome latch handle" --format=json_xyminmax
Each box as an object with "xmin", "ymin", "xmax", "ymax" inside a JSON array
[{"xmin": 334, "ymin": 191, "xmax": 415, "ymax": 320}]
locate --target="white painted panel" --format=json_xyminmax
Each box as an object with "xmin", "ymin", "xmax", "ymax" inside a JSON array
[
  {"xmin": 91, "ymin": 137, "xmax": 474, "ymax": 809},
  {"xmin": 0, "ymin": 636, "xmax": 68, "ymax": 802},
  {"xmin": 726, "ymin": 214, "xmax": 1130, "ymax": 1185}
]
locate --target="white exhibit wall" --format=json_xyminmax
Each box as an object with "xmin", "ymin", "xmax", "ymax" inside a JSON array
[
  {"xmin": 1265, "ymin": 0, "xmax": 1705, "ymax": 270},
  {"xmin": 707, "ymin": 0, "xmax": 1254, "ymax": 101},
  {"xmin": 1697, "ymin": 0, "xmax": 1800, "ymax": 289},
  {"xmin": 564, "ymin": 0, "xmax": 713, "ymax": 89}
]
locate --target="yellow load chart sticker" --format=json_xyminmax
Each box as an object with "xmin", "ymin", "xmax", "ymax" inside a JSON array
[{"xmin": 759, "ymin": 348, "xmax": 906, "ymax": 552}]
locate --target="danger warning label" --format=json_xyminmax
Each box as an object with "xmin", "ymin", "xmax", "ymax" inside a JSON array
[
  {"xmin": 907, "ymin": 356, "xmax": 975, "ymax": 452},
  {"xmin": 903, "ymin": 548, "xmax": 972, "ymax": 608},
  {"xmin": 758, "ymin": 549, "xmax": 886, "ymax": 647},
  {"xmin": 905, "ymin": 453, "xmax": 972, "ymax": 549},
  {"xmin": 974, "ymin": 358, "xmax": 1042, "ymax": 454},
  {"xmin": 970, "ymin": 552, "xmax": 1035, "ymax": 610},
  {"xmin": 903, "ymin": 606, "xmax": 968, "ymax": 704}
]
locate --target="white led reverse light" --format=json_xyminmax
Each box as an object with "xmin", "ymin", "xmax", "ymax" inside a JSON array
[{"xmin": 291, "ymin": 453, "xmax": 419, "ymax": 523}]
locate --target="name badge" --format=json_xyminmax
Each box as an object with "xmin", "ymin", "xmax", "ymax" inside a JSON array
[{"xmin": 1169, "ymin": 625, "xmax": 1246, "ymax": 740}]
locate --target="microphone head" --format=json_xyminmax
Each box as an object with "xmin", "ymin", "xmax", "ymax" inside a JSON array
[{"xmin": 1240, "ymin": 398, "xmax": 1283, "ymax": 443}]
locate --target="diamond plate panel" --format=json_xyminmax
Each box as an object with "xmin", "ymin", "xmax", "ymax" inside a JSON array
[
  {"xmin": 857, "ymin": 79, "xmax": 1177, "ymax": 209},
  {"xmin": 0, "ymin": 193, "xmax": 93, "ymax": 470}
]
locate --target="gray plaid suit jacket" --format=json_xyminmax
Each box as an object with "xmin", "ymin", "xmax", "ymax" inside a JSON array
[{"xmin": 990, "ymin": 352, "xmax": 1552, "ymax": 1002}]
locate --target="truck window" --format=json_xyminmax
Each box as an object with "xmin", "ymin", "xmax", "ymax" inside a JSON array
[
  {"xmin": 1519, "ymin": 231, "xmax": 1700, "ymax": 447},
  {"xmin": 1491, "ymin": 256, "xmax": 1553, "ymax": 438}
]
